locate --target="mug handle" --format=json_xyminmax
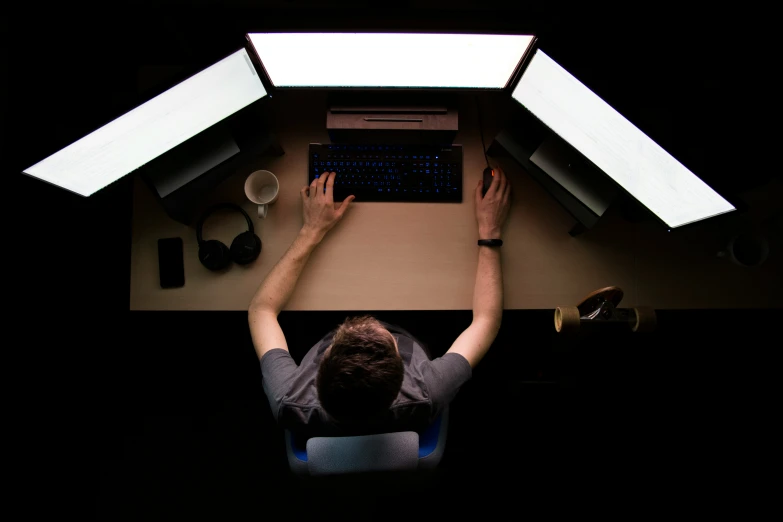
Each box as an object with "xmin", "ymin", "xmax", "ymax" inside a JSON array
[{"xmin": 258, "ymin": 204, "xmax": 268, "ymax": 218}]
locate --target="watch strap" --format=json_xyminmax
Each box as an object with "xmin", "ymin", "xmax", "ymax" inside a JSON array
[{"xmin": 477, "ymin": 239, "xmax": 503, "ymax": 247}]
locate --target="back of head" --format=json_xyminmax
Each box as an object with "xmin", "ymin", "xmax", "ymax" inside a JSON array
[{"xmin": 317, "ymin": 316, "xmax": 404, "ymax": 423}]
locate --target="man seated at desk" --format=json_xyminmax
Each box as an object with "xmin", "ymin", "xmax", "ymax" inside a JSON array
[{"xmin": 248, "ymin": 168, "xmax": 511, "ymax": 436}]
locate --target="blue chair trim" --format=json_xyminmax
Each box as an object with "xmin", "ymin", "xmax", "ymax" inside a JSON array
[
  {"xmin": 418, "ymin": 414, "xmax": 442, "ymax": 458},
  {"xmin": 290, "ymin": 433, "xmax": 308, "ymax": 462}
]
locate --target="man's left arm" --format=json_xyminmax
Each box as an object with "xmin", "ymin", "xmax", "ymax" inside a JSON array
[{"xmin": 248, "ymin": 172, "xmax": 355, "ymax": 360}]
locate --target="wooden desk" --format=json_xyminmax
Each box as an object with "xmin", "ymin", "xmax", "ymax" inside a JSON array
[{"xmin": 130, "ymin": 92, "xmax": 782, "ymax": 310}]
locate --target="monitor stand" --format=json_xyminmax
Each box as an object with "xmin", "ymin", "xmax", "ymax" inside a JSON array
[
  {"xmin": 139, "ymin": 107, "xmax": 284, "ymax": 225},
  {"xmin": 488, "ymin": 124, "xmax": 618, "ymax": 236},
  {"xmin": 144, "ymin": 124, "xmax": 239, "ymax": 199},
  {"xmin": 530, "ymin": 137, "xmax": 617, "ymax": 219}
]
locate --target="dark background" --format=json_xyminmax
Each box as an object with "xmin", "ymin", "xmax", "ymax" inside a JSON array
[{"xmin": 4, "ymin": 2, "xmax": 778, "ymax": 517}]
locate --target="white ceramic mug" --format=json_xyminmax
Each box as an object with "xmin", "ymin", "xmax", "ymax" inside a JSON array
[{"xmin": 244, "ymin": 170, "xmax": 279, "ymax": 218}]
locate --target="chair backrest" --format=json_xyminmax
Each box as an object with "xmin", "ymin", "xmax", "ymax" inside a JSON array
[
  {"xmin": 286, "ymin": 407, "xmax": 449, "ymax": 476},
  {"xmin": 306, "ymin": 432, "xmax": 419, "ymax": 475}
]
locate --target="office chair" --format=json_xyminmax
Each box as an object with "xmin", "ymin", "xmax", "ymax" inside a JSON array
[{"xmin": 285, "ymin": 407, "xmax": 449, "ymax": 476}]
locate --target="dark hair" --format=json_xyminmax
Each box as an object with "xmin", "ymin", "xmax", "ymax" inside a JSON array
[{"xmin": 317, "ymin": 316, "xmax": 404, "ymax": 422}]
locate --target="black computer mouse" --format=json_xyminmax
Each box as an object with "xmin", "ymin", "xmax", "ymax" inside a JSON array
[{"xmin": 482, "ymin": 167, "xmax": 494, "ymax": 196}]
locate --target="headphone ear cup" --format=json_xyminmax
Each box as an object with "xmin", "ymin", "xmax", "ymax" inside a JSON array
[
  {"xmin": 230, "ymin": 232, "xmax": 262, "ymax": 265},
  {"xmin": 199, "ymin": 240, "xmax": 231, "ymax": 271}
]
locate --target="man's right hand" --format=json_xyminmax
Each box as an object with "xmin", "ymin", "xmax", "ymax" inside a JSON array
[{"xmin": 474, "ymin": 166, "xmax": 511, "ymax": 239}]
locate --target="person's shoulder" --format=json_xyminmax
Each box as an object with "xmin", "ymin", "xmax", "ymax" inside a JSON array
[
  {"xmin": 259, "ymin": 347, "xmax": 293, "ymax": 367},
  {"xmin": 421, "ymin": 352, "xmax": 472, "ymax": 382}
]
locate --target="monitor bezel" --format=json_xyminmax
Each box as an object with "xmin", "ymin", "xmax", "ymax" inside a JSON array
[
  {"xmin": 21, "ymin": 45, "xmax": 270, "ymax": 197},
  {"xmin": 510, "ymin": 48, "xmax": 738, "ymax": 232},
  {"xmin": 245, "ymin": 31, "xmax": 538, "ymax": 93}
]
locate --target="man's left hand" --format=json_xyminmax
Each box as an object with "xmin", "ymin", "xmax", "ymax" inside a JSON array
[{"xmin": 301, "ymin": 172, "xmax": 355, "ymax": 241}]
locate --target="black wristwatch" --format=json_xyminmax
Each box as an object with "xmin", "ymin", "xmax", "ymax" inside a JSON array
[{"xmin": 477, "ymin": 239, "xmax": 503, "ymax": 247}]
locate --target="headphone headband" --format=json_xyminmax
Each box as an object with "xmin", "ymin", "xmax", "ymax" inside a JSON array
[{"xmin": 196, "ymin": 203, "xmax": 254, "ymax": 244}]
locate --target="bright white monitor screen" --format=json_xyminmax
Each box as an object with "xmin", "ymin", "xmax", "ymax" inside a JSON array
[
  {"xmin": 24, "ymin": 48, "xmax": 267, "ymax": 196},
  {"xmin": 512, "ymin": 50, "xmax": 734, "ymax": 228},
  {"xmin": 247, "ymin": 33, "xmax": 535, "ymax": 88}
]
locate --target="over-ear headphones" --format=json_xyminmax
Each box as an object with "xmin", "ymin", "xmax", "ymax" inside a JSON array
[{"xmin": 196, "ymin": 203, "xmax": 261, "ymax": 271}]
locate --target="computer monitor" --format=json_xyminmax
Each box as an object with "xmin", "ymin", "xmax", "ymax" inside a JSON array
[
  {"xmin": 246, "ymin": 32, "xmax": 535, "ymax": 89},
  {"xmin": 511, "ymin": 49, "xmax": 735, "ymax": 229},
  {"xmin": 23, "ymin": 48, "xmax": 267, "ymax": 197}
]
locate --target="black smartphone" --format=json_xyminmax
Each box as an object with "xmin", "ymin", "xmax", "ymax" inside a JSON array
[{"xmin": 158, "ymin": 237, "xmax": 185, "ymax": 288}]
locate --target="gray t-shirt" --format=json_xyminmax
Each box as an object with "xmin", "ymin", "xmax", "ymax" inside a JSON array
[{"xmin": 260, "ymin": 323, "xmax": 472, "ymax": 437}]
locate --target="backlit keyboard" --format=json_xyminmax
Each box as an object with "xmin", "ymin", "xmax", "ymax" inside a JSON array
[{"xmin": 309, "ymin": 143, "xmax": 462, "ymax": 202}]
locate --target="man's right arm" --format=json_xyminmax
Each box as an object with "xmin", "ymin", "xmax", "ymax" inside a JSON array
[
  {"xmin": 446, "ymin": 166, "xmax": 511, "ymax": 368},
  {"xmin": 249, "ymin": 172, "xmax": 355, "ymax": 361}
]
